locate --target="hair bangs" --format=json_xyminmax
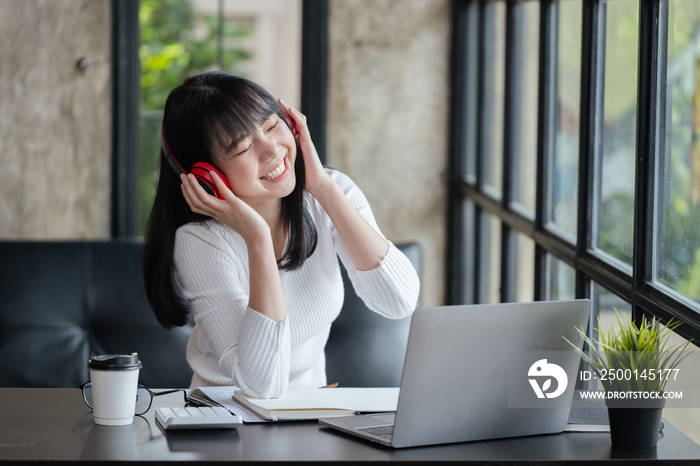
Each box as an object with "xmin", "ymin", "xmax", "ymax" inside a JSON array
[{"xmin": 204, "ymin": 86, "xmax": 281, "ymax": 161}]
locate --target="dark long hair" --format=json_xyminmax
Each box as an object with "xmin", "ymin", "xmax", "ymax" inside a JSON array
[{"xmin": 143, "ymin": 71, "xmax": 317, "ymax": 329}]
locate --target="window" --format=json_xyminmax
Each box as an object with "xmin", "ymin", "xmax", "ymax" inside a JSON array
[
  {"xmin": 553, "ymin": 0, "xmax": 581, "ymax": 240},
  {"xmin": 449, "ymin": 0, "xmax": 700, "ymax": 345},
  {"xmin": 514, "ymin": 1, "xmax": 540, "ymax": 215},
  {"xmin": 599, "ymin": 0, "xmax": 638, "ymax": 267},
  {"xmin": 659, "ymin": 0, "xmax": 700, "ymax": 304}
]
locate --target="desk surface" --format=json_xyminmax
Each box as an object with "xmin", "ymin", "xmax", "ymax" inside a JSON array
[{"xmin": 1, "ymin": 388, "xmax": 699, "ymax": 465}]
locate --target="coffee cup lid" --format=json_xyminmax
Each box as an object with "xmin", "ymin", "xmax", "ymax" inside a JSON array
[{"xmin": 88, "ymin": 352, "xmax": 142, "ymax": 370}]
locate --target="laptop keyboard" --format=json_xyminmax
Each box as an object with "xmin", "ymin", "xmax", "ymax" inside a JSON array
[{"xmin": 357, "ymin": 424, "xmax": 394, "ymax": 440}]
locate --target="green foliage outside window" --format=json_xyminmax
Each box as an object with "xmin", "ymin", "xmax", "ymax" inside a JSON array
[{"xmin": 139, "ymin": 0, "xmax": 251, "ymax": 111}]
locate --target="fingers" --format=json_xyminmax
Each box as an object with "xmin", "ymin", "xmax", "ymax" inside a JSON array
[
  {"xmin": 208, "ymin": 170, "xmax": 235, "ymax": 202},
  {"xmin": 181, "ymin": 171, "xmax": 240, "ymax": 221},
  {"xmin": 180, "ymin": 171, "xmax": 269, "ymax": 238},
  {"xmin": 180, "ymin": 174, "xmax": 220, "ymax": 216},
  {"xmin": 278, "ymin": 98, "xmax": 319, "ymax": 158},
  {"xmin": 278, "ymin": 99, "xmax": 307, "ymax": 137},
  {"xmin": 180, "ymin": 174, "xmax": 204, "ymax": 214}
]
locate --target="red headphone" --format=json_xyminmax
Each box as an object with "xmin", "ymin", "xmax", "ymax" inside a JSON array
[{"xmin": 160, "ymin": 124, "xmax": 231, "ymax": 200}]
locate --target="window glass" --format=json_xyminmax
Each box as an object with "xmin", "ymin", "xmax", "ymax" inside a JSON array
[
  {"xmin": 456, "ymin": 200, "xmax": 477, "ymax": 304},
  {"xmin": 488, "ymin": 214, "xmax": 502, "ymax": 303},
  {"xmin": 552, "ymin": 0, "xmax": 581, "ymax": 238},
  {"xmin": 658, "ymin": 0, "xmax": 700, "ymax": 305},
  {"xmin": 516, "ymin": 233, "xmax": 535, "ymax": 302},
  {"xmin": 599, "ymin": 0, "xmax": 638, "ymax": 266},
  {"xmin": 551, "ymin": 255, "xmax": 576, "ymax": 301},
  {"xmin": 588, "ymin": 282, "xmax": 632, "ymax": 391},
  {"xmin": 592, "ymin": 281, "xmax": 631, "ymax": 339},
  {"xmin": 484, "ymin": 1, "xmax": 506, "ymax": 195},
  {"xmin": 137, "ymin": 0, "xmax": 301, "ymax": 235},
  {"xmin": 514, "ymin": 1, "xmax": 540, "ymax": 214},
  {"xmin": 463, "ymin": 1, "xmax": 480, "ymax": 182}
]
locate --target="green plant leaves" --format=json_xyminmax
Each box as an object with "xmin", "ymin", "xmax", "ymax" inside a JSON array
[{"xmin": 563, "ymin": 309, "xmax": 692, "ymax": 393}]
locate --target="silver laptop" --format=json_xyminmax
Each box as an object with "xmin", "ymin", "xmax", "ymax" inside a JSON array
[{"xmin": 320, "ymin": 299, "xmax": 591, "ymax": 448}]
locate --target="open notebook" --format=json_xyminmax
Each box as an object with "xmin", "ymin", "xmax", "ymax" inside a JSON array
[{"xmin": 232, "ymin": 387, "xmax": 399, "ymax": 421}]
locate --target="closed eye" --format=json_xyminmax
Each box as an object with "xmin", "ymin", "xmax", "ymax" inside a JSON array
[
  {"xmin": 234, "ymin": 143, "xmax": 251, "ymax": 157},
  {"xmin": 230, "ymin": 117, "xmax": 277, "ymax": 156}
]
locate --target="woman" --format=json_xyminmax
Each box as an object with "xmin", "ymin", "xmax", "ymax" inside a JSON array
[{"xmin": 143, "ymin": 71, "xmax": 419, "ymax": 398}]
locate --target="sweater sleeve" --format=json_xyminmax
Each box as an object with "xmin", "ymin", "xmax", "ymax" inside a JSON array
[
  {"xmin": 328, "ymin": 170, "xmax": 420, "ymax": 319},
  {"xmin": 173, "ymin": 222, "xmax": 290, "ymax": 398}
]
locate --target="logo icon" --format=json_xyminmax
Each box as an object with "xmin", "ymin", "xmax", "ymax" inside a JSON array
[{"xmin": 528, "ymin": 359, "xmax": 568, "ymax": 399}]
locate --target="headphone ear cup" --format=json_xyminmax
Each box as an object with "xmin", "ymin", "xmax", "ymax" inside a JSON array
[{"xmin": 190, "ymin": 162, "xmax": 232, "ymax": 200}]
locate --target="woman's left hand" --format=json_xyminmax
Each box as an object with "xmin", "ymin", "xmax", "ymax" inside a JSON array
[{"xmin": 278, "ymin": 99, "xmax": 331, "ymax": 197}]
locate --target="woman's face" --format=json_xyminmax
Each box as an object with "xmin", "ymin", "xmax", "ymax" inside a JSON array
[{"xmin": 214, "ymin": 112, "xmax": 297, "ymax": 207}]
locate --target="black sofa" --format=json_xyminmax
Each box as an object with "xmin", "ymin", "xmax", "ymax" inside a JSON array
[
  {"xmin": 325, "ymin": 242, "xmax": 421, "ymax": 387},
  {"xmin": 0, "ymin": 241, "xmax": 193, "ymax": 388},
  {"xmin": 0, "ymin": 240, "xmax": 420, "ymax": 389}
]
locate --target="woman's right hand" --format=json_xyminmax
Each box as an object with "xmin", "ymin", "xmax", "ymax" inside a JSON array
[{"xmin": 180, "ymin": 172, "xmax": 271, "ymax": 241}]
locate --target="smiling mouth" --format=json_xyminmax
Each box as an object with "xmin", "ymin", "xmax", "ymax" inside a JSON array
[{"xmin": 260, "ymin": 159, "xmax": 286, "ymax": 180}]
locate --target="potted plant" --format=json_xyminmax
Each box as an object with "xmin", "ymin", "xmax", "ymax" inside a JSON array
[{"xmin": 565, "ymin": 310, "xmax": 691, "ymax": 450}]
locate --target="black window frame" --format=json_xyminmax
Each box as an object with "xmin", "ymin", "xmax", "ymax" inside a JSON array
[
  {"xmin": 111, "ymin": 0, "xmax": 140, "ymax": 238},
  {"xmin": 448, "ymin": 0, "xmax": 700, "ymax": 345}
]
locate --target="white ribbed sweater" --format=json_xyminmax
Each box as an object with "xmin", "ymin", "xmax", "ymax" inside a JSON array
[{"xmin": 173, "ymin": 170, "xmax": 420, "ymax": 398}]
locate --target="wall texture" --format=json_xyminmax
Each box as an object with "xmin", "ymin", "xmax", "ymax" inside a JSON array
[
  {"xmin": 0, "ymin": 0, "xmax": 111, "ymax": 239},
  {"xmin": 327, "ymin": 0, "xmax": 451, "ymax": 306}
]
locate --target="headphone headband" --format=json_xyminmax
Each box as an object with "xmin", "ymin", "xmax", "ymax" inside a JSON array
[{"xmin": 161, "ymin": 124, "xmax": 186, "ymax": 176}]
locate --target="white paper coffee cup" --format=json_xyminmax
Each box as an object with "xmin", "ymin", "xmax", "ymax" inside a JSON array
[{"xmin": 87, "ymin": 353, "xmax": 142, "ymax": 426}]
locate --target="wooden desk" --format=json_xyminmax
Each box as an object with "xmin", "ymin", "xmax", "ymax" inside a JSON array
[{"xmin": 1, "ymin": 388, "xmax": 698, "ymax": 465}]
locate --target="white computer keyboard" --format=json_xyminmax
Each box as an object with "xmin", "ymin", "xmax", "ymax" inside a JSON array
[{"xmin": 155, "ymin": 406, "xmax": 243, "ymax": 430}]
